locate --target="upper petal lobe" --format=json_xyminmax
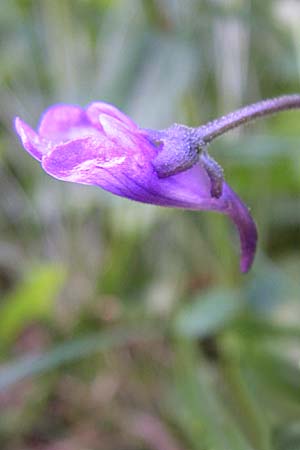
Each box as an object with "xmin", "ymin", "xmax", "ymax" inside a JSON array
[
  {"xmin": 38, "ymin": 104, "xmax": 100, "ymax": 143},
  {"xmin": 86, "ymin": 102, "xmax": 138, "ymax": 131}
]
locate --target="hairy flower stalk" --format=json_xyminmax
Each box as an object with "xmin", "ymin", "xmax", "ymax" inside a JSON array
[
  {"xmin": 14, "ymin": 95, "xmax": 300, "ymax": 273},
  {"xmin": 197, "ymin": 94, "xmax": 300, "ymax": 143}
]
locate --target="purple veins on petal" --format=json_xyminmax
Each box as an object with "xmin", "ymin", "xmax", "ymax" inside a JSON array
[
  {"xmin": 41, "ymin": 136, "xmax": 131, "ymax": 198},
  {"xmin": 14, "ymin": 101, "xmax": 257, "ymax": 272}
]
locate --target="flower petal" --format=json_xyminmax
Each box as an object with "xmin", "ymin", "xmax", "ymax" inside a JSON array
[
  {"xmin": 86, "ymin": 102, "xmax": 138, "ymax": 131},
  {"xmin": 38, "ymin": 104, "xmax": 99, "ymax": 142},
  {"xmin": 14, "ymin": 117, "xmax": 47, "ymax": 161},
  {"xmin": 41, "ymin": 136, "xmax": 138, "ymax": 198}
]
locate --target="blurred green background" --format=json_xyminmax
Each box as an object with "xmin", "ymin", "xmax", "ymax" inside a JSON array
[{"xmin": 1, "ymin": 1, "xmax": 300, "ymax": 449}]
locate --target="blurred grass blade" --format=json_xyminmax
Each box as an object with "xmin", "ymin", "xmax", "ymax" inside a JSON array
[
  {"xmin": 168, "ymin": 337, "xmax": 256, "ymax": 450},
  {"xmin": 0, "ymin": 326, "xmax": 160, "ymax": 391},
  {"xmin": 0, "ymin": 264, "xmax": 65, "ymax": 348}
]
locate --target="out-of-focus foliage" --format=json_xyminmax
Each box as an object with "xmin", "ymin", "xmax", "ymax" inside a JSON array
[{"xmin": 1, "ymin": 1, "xmax": 300, "ymax": 449}]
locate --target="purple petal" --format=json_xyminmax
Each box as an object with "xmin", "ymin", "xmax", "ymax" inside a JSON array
[
  {"xmin": 154, "ymin": 164, "xmax": 212, "ymax": 206},
  {"xmin": 41, "ymin": 136, "xmax": 136, "ymax": 198},
  {"xmin": 39, "ymin": 132, "xmax": 203, "ymax": 206},
  {"xmin": 86, "ymin": 102, "xmax": 138, "ymax": 131},
  {"xmin": 38, "ymin": 104, "xmax": 100, "ymax": 143},
  {"xmin": 99, "ymin": 113, "xmax": 142, "ymax": 144},
  {"xmin": 14, "ymin": 117, "xmax": 47, "ymax": 161}
]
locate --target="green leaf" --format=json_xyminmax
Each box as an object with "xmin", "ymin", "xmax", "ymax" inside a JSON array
[
  {"xmin": 245, "ymin": 262, "xmax": 297, "ymax": 314},
  {"xmin": 175, "ymin": 288, "xmax": 242, "ymax": 338},
  {"xmin": 0, "ymin": 264, "xmax": 66, "ymax": 348}
]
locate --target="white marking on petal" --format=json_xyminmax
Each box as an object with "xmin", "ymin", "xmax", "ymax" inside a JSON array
[
  {"xmin": 72, "ymin": 156, "xmax": 126, "ymax": 174},
  {"xmin": 97, "ymin": 156, "xmax": 126, "ymax": 168}
]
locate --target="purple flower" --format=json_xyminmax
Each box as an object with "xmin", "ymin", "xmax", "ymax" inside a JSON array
[{"xmin": 14, "ymin": 101, "xmax": 257, "ymax": 272}]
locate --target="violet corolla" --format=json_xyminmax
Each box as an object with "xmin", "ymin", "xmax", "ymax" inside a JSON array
[{"xmin": 14, "ymin": 95, "xmax": 300, "ymax": 272}]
